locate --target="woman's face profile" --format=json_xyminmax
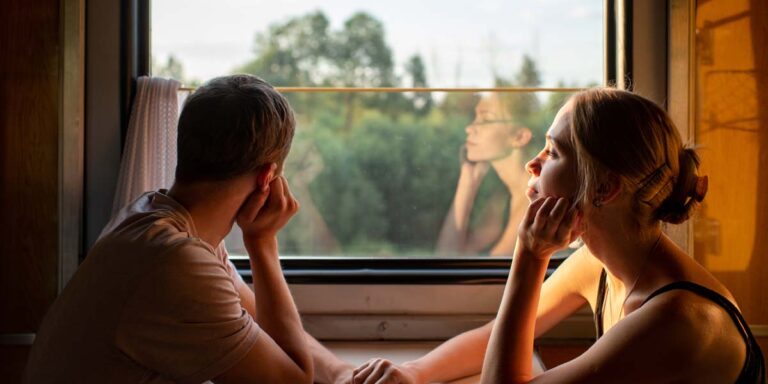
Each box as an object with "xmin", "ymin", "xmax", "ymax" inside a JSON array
[
  {"xmin": 524, "ymin": 101, "xmax": 579, "ymax": 202},
  {"xmin": 464, "ymin": 94, "xmax": 519, "ymax": 162}
]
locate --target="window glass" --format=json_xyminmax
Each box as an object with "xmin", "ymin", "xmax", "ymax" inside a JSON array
[
  {"xmin": 152, "ymin": 1, "xmax": 602, "ymax": 258},
  {"xmin": 151, "ymin": 1, "xmax": 602, "ymax": 88}
]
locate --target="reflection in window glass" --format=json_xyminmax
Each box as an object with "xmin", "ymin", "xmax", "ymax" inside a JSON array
[{"xmin": 221, "ymin": 90, "xmax": 576, "ymax": 257}]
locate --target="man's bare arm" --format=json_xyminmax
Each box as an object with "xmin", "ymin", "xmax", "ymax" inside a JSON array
[{"xmin": 216, "ymin": 176, "xmax": 312, "ymax": 383}]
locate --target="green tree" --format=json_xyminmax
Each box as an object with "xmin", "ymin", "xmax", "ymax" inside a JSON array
[
  {"xmin": 236, "ymin": 11, "xmax": 332, "ymax": 87},
  {"xmin": 515, "ymin": 55, "xmax": 542, "ymax": 87},
  {"xmin": 330, "ymin": 12, "xmax": 395, "ymax": 87},
  {"xmin": 542, "ymin": 81, "xmax": 572, "ymax": 115},
  {"xmin": 494, "ymin": 54, "xmax": 542, "ymax": 126},
  {"xmin": 405, "ymin": 54, "xmax": 434, "ymax": 117},
  {"xmin": 237, "ymin": 11, "xmax": 412, "ymax": 129},
  {"xmin": 331, "ymin": 12, "xmax": 399, "ymax": 128}
]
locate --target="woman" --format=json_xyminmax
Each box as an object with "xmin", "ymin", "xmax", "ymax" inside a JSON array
[
  {"xmin": 352, "ymin": 88, "xmax": 764, "ymax": 383},
  {"xmin": 436, "ymin": 92, "xmax": 534, "ymax": 256}
]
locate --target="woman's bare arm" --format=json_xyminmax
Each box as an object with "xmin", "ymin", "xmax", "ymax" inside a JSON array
[
  {"xmin": 352, "ymin": 246, "xmax": 598, "ymax": 384},
  {"xmin": 436, "ymin": 157, "xmax": 491, "ymax": 254},
  {"xmin": 481, "ymin": 197, "xmax": 579, "ymax": 383}
]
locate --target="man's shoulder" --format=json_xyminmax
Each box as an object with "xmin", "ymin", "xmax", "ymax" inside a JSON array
[
  {"xmin": 96, "ymin": 207, "xmax": 208, "ymax": 257},
  {"xmin": 100, "ymin": 191, "xmax": 197, "ymax": 243},
  {"xmin": 83, "ymin": 216, "xmax": 221, "ymax": 295},
  {"xmin": 131, "ymin": 239, "xmax": 231, "ymax": 292}
]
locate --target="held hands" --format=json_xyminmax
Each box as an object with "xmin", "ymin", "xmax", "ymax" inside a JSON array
[
  {"xmin": 517, "ymin": 196, "xmax": 582, "ymax": 260},
  {"xmin": 236, "ymin": 174, "xmax": 299, "ymax": 243},
  {"xmin": 350, "ymin": 359, "xmax": 421, "ymax": 384}
]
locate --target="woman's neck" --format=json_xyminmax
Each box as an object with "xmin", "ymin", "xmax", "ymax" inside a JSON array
[{"xmin": 582, "ymin": 210, "xmax": 664, "ymax": 292}]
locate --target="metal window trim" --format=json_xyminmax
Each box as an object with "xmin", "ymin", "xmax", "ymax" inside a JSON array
[
  {"xmin": 232, "ymin": 256, "xmax": 565, "ymax": 285},
  {"xmin": 134, "ymin": 1, "xmax": 613, "ymax": 285}
]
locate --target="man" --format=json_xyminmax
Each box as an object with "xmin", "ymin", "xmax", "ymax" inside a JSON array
[{"xmin": 26, "ymin": 75, "xmax": 353, "ymax": 383}]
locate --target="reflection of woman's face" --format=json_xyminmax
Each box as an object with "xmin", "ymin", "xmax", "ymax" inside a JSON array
[{"xmin": 465, "ymin": 94, "xmax": 517, "ymax": 162}]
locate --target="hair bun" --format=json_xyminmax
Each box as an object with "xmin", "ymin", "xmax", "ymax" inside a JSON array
[
  {"xmin": 692, "ymin": 175, "xmax": 708, "ymax": 202},
  {"xmin": 655, "ymin": 147, "xmax": 706, "ymax": 224}
]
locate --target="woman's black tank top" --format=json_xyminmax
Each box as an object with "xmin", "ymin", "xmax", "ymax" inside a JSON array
[{"xmin": 594, "ymin": 270, "xmax": 765, "ymax": 384}]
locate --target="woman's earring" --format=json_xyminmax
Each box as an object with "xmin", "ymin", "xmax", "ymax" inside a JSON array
[{"xmin": 592, "ymin": 197, "xmax": 603, "ymax": 207}]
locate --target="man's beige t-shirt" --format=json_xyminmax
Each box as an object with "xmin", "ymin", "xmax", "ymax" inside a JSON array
[{"xmin": 25, "ymin": 191, "xmax": 259, "ymax": 384}]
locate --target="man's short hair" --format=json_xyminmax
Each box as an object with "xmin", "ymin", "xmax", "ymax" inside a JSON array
[{"xmin": 175, "ymin": 74, "xmax": 295, "ymax": 183}]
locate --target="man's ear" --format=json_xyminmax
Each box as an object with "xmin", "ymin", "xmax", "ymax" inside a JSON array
[
  {"xmin": 256, "ymin": 163, "xmax": 277, "ymax": 190},
  {"xmin": 510, "ymin": 127, "xmax": 532, "ymax": 147},
  {"xmin": 597, "ymin": 173, "xmax": 622, "ymax": 204}
]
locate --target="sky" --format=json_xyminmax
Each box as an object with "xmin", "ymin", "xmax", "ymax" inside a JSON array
[{"xmin": 151, "ymin": 0, "xmax": 603, "ymax": 88}]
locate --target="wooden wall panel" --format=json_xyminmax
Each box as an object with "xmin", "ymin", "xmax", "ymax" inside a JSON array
[
  {"xmin": 0, "ymin": 0, "xmax": 61, "ymax": 333},
  {"xmin": 0, "ymin": 0, "xmax": 62, "ymax": 381},
  {"xmin": 693, "ymin": 0, "xmax": 768, "ymax": 330},
  {"xmin": 0, "ymin": 347, "xmax": 30, "ymax": 383},
  {"xmin": 1, "ymin": 0, "xmax": 83, "ymax": 378}
]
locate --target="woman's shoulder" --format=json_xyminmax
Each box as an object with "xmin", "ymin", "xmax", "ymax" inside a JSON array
[
  {"xmin": 663, "ymin": 249, "xmax": 740, "ymax": 307},
  {"xmin": 581, "ymin": 285, "xmax": 746, "ymax": 382},
  {"xmin": 637, "ymin": 282, "xmax": 747, "ymax": 378},
  {"xmin": 547, "ymin": 282, "xmax": 746, "ymax": 382}
]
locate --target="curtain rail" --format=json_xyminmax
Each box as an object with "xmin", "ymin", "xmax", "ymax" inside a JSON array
[{"xmin": 177, "ymin": 86, "xmax": 587, "ymax": 93}]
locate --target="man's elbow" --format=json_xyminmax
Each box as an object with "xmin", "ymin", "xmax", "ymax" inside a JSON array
[
  {"xmin": 291, "ymin": 370, "xmax": 313, "ymax": 384},
  {"xmin": 291, "ymin": 359, "xmax": 314, "ymax": 384}
]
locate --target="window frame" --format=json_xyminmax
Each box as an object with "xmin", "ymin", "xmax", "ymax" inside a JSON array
[
  {"xmin": 232, "ymin": 256, "xmax": 566, "ymax": 285},
  {"xmin": 81, "ymin": 0, "xmax": 678, "ymax": 342},
  {"xmin": 128, "ymin": 0, "xmax": 626, "ymax": 284}
]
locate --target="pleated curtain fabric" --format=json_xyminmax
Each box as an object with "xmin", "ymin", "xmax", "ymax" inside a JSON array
[{"xmin": 112, "ymin": 76, "xmax": 182, "ymax": 214}]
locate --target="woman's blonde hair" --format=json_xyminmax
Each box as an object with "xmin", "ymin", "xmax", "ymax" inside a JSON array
[{"xmin": 568, "ymin": 88, "xmax": 707, "ymax": 224}]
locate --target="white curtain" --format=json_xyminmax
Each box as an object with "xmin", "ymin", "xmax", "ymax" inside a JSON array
[{"xmin": 112, "ymin": 76, "xmax": 183, "ymax": 214}]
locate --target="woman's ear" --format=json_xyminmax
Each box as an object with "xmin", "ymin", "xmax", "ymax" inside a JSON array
[
  {"xmin": 510, "ymin": 127, "xmax": 532, "ymax": 147},
  {"xmin": 596, "ymin": 173, "xmax": 622, "ymax": 204}
]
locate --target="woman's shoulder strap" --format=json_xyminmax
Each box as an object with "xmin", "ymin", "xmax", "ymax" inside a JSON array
[
  {"xmin": 642, "ymin": 281, "xmax": 765, "ymax": 384},
  {"xmin": 642, "ymin": 281, "xmax": 746, "ymax": 333},
  {"xmin": 594, "ymin": 269, "xmax": 607, "ymax": 340}
]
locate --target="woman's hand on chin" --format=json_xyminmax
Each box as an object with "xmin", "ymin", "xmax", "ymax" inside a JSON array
[
  {"xmin": 459, "ymin": 144, "xmax": 491, "ymax": 185},
  {"xmin": 518, "ymin": 196, "xmax": 583, "ymax": 260}
]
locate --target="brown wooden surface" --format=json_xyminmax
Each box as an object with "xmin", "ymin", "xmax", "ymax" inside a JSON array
[
  {"xmin": 0, "ymin": 346, "xmax": 30, "ymax": 384},
  {"xmin": 758, "ymin": 337, "xmax": 768, "ymax": 369},
  {"xmin": 0, "ymin": 0, "xmax": 61, "ymax": 334},
  {"xmin": 0, "ymin": 0, "xmax": 64, "ymax": 379},
  {"xmin": 0, "ymin": 0, "xmax": 62, "ymax": 381},
  {"xmin": 537, "ymin": 345, "xmax": 590, "ymax": 370}
]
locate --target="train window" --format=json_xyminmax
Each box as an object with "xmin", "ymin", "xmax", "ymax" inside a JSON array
[{"xmin": 150, "ymin": 0, "xmax": 603, "ymax": 261}]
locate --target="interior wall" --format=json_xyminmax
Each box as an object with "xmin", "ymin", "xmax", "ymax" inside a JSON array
[
  {"xmin": 0, "ymin": 0, "xmax": 62, "ymax": 381},
  {"xmin": 85, "ymin": 0, "xmax": 123, "ymax": 250},
  {"xmin": 693, "ymin": 0, "xmax": 768, "ymax": 354}
]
